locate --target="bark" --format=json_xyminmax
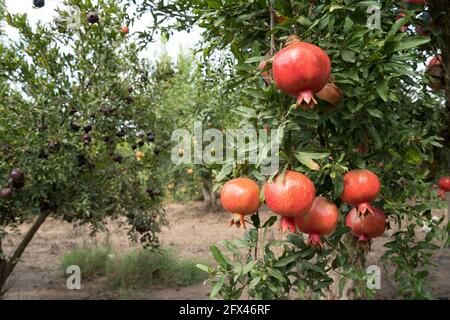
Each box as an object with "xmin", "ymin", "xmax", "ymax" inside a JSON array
[
  {"xmin": 0, "ymin": 210, "xmax": 50, "ymax": 298},
  {"xmin": 202, "ymin": 177, "xmax": 218, "ymax": 212}
]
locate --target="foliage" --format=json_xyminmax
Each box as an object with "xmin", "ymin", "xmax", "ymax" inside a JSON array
[
  {"xmin": 134, "ymin": 0, "xmax": 450, "ymax": 299},
  {"xmin": 61, "ymin": 245, "xmax": 207, "ymax": 289}
]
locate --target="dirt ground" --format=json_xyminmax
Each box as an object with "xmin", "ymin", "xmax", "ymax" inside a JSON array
[{"xmin": 2, "ymin": 202, "xmax": 450, "ymax": 300}]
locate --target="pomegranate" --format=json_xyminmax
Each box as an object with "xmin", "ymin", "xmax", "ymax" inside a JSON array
[
  {"xmin": 340, "ymin": 169, "xmax": 381, "ymax": 214},
  {"xmin": 264, "ymin": 170, "xmax": 316, "ymax": 232},
  {"xmin": 220, "ymin": 178, "xmax": 261, "ymax": 229},
  {"xmin": 272, "ymin": 35, "xmax": 331, "ymax": 110},
  {"xmin": 346, "ymin": 207, "xmax": 386, "ymax": 241},
  {"xmin": 438, "ymin": 176, "xmax": 450, "ymax": 199},
  {"xmin": 296, "ymin": 196, "xmax": 339, "ymax": 246},
  {"xmin": 258, "ymin": 59, "xmax": 272, "ymax": 85},
  {"xmin": 120, "ymin": 26, "xmax": 129, "ymax": 34},
  {"xmin": 426, "ymin": 55, "xmax": 445, "ymax": 91},
  {"xmin": 316, "ymin": 82, "xmax": 342, "ymax": 107},
  {"xmin": 396, "ymin": 12, "xmax": 408, "ymax": 32}
]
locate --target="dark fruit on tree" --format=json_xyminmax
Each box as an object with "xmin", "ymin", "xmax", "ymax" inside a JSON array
[
  {"xmin": 84, "ymin": 124, "xmax": 93, "ymax": 133},
  {"xmin": 272, "ymin": 35, "xmax": 331, "ymax": 110},
  {"xmin": 138, "ymin": 140, "xmax": 145, "ymax": 147},
  {"xmin": 346, "ymin": 206, "xmax": 386, "ymax": 241},
  {"xmin": 33, "ymin": 0, "xmax": 45, "ymax": 8},
  {"xmin": 340, "ymin": 169, "xmax": 380, "ymax": 214},
  {"xmin": 9, "ymin": 169, "xmax": 25, "ymax": 189},
  {"xmin": 147, "ymin": 134, "xmax": 155, "ymax": 142},
  {"xmin": 131, "ymin": 144, "xmax": 138, "ymax": 150},
  {"xmin": 113, "ymin": 154, "xmax": 123, "ymax": 163},
  {"xmin": 83, "ymin": 134, "xmax": 91, "ymax": 145},
  {"xmin": 154, "ymin": 147, "xmax": 160, "ymax": 155},
  {"xmin": 296, "ymin": 196, "xmax": 339, "ymax": 246},
  {"xmin": 264, "ymin": 170, "xmax": 316, "ymax": 233},
  {"xmin": 87, "ymin": 11, "xmax": 99, "ymax": 24},
  {"xmin": 0, "ymin": 188, "xmax": 13, "ymax": 199},
  {"xmin": 220, "ymin": 178, "xmax": 261, "ymax": 229}
]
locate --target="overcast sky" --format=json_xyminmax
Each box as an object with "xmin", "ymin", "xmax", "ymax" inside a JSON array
[{"xmin": 3, "ymin": 0, "xmax": 202, "ymax": 61}]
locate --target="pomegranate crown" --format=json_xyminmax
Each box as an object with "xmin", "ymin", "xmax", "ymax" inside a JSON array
[{"xmin": 285, "ymin": 34, "xmax": 301, "ymax": 46}]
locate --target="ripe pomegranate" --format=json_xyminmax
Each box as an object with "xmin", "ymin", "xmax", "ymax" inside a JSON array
[
  {"xmin": 296, "ymin": 197, "xmax": 339, "ymax": 246},
  {"xmin": 426, "ymin": 55, "xmax": 445, "ymax": 91},
  {"xmin": 264, "ymin": 170, "xmax": 316, "ymax": 232},
  {"xmin": 220, "ymin": 178, "xmax": 261, "ymax": 229},
  {"xmin": 316, "ymin": 82, "xmax": 342, "ymax": 107},
  {"xmin": 135, "ymin": 151, "xmax": 144, "ymax": 161},
  {"xmin": 272, "ymin": 35, "xmax": 331, "ymax": 110},
  {"xmin": 340, "ymin": 169, "xmax": 381, "ymax": 214},
  {"xmin": 438, "ymin": 176, "xmax": 450, "ymax": 199},
  {"xmin": 258, "ymin": 59, "xmax": 272, "ymax": 85},
  {"xmin": 346, "ymin": 207, "xmax": 386, "ymax": 241},
  {"xmin": 120, "ymin": 26, "xmax": 129, "ymax": 34}
]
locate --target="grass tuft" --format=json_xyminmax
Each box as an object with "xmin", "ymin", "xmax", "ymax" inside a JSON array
[{"xmin": 60, "ymin": 246, "xmax": 206, "ymax": 289}]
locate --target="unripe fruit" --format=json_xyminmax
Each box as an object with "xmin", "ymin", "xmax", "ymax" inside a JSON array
[{"xmin": 135, "ymin": 151, "xmax": 144, "ymax": 161}]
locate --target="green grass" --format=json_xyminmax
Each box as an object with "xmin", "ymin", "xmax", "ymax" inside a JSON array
[
  {"xmin": 61, "ymin": 245, "xmax": 112, "ymax": 280},
  {"xmin": 60, "ymin": 246, "xmax": 207, "ymax": 289}
]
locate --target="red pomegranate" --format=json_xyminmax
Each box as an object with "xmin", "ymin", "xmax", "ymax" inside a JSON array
[
  {"xmin": 426, "ymin": 55, "xmax": 445, "ymax": 91},
  {"xmin": 120, "ymin": 26, "xmax": 129, "ymax": 34},
  {"xmin": 296, "ymin": 196, "xmax": 339, "ymax": 246},
  {"xmin": 221, "ymin": 177, "xmax": 261, "ymax": 229},
  {"xmin": 438, "ymin": 176, "xmax": 450, "ymax": 199},
  {"xmin": 258, "ymin": 59, "xmax": 272, "ymax": 85},
  {"xmin": 396, "ymin": 12, "xmax": 408, "ymax": 32},
  {"xmin": 272, "ymin": 35, "xmax": 331, "ymax": 110},
  {"xmin": 346, "ymin": 207, "xmax": 386, "ymax": 241},
  {"xmin": 264, "ymin": 170, "xmax": 316, "ymax": 232},
  {"xmin": 316, "ymin": 82, "xmax": 342, "ymax": 107},
  {"xmin": 340, "ymin": 169, "xmax": 381, "ymax": 214}
]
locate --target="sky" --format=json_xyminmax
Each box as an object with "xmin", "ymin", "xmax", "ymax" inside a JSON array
[{"xmin": 2, "ymin": 0, "xmax": 203, "ymax": 61}]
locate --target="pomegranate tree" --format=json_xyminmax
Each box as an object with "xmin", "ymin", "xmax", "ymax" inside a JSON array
[
  {"xmin": 264, "ymin": 170, "xmax": 316, "ymax": 232},
  {"xmin": 272, "ymin": 35, "xmax": 331, "ymax": 110}
]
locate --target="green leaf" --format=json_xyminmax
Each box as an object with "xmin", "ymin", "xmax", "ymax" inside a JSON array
[
  {"xmin": 210, "ymin": 245, "xmax": 230, "ymax": 268},
  {"xmin": 341, "ymin": 50, "xmax": 356, "ymax": 63},
  {"xmin": 392, "ymin": 36, "xmax": 430, "ymax": 51},
  {"xmin": 210, "ymin": 276, "xmax": 225, "ymax": 299},
  {"xmin": 245, "ymin": 56, "xmax": 265, "ymax": 64},
  {"xmin": 333, "ymin": 174, "xmax": 344, "ymax": 200},
  {"xmin": 404, "ymin": 147, "xmax": 423, "ymax": 165},
  {"xmin": 242, "ymin": 260, "xmax": 258, "ymax": 274},
  {"xmin": 274, "ymin": 253, "xmax": 301, "ymax": 267},
  {"xmin": 367, "ymin": 108, "xmax": 384, "ymax": 118},
  {"xmin": 267, "ymin": 268, "xmax": 286, "ymax": 282},
  {"xmin": 262, "ymin": 215, "xmax": 278, "ymax": 228},
  {"xmin": 376, "ymin": 78, "xmax": 389, "ymax": 102},
  {"xmin": 249, "ymin": 276, "xmax": 261, "ymax": 289},
  {"xmin": 196, "ymin": 264, "xmax": 210, "ymax": 273},
  {"xmin": 295, "ymin": 152, "xmax": 320, "ymax": 171}
]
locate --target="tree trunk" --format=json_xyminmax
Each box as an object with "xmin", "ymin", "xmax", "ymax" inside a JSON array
[{"xmin": 0, "ymin": 210, "xmax": 50, "ymax": 298}]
